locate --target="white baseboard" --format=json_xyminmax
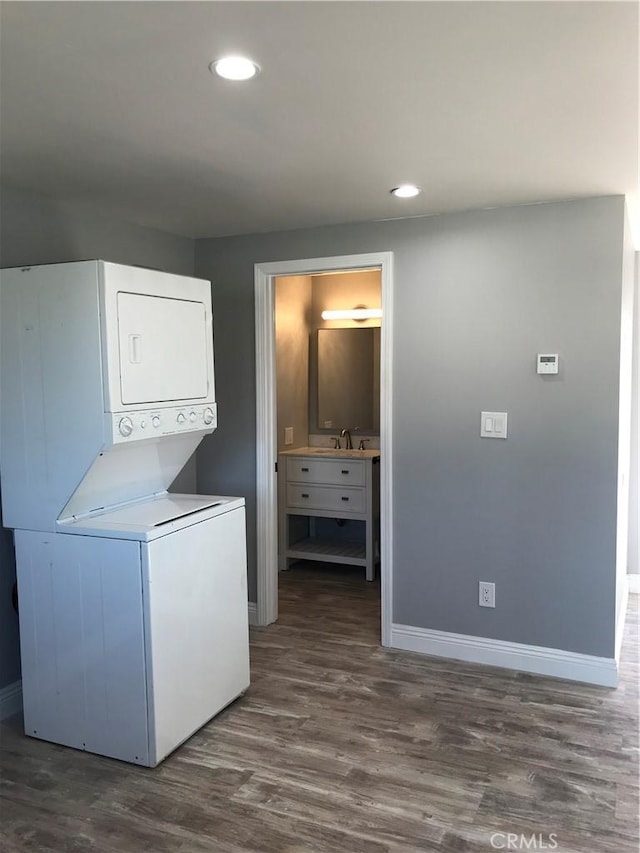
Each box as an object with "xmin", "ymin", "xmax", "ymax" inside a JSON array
[
  {"xmin": 390, "ymin": 624, "xmax": 618, "ymax": 688},
  {"xmin": 248, "ymin": 602, "xmax": 258, "ymax": 626},
  {"xmin": 628, "ymin": 574, "xmax": 640, "ymax": 594},
  {"xmin": 0, "ymin": 680, "xmax": 22, "ymax": 720}
]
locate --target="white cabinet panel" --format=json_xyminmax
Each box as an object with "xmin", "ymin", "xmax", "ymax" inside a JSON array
[
  {"xmin": 15, "ymin": 507, "xmax": 250, "ymax": 767},
  {"xmin": 143, "ymin": 507, "xmax": 249, "ymax": 764},
  {"xmin": 15, "ymin": 531, "xmax": 150, "ymax": 765}
]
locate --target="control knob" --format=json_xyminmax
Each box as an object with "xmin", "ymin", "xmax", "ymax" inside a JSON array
[
  {"xmin": 118, "ymin": 417, "xmax": 133, "ymax": 437},
  {"xmin": 152, "ymin": 415, "xmax": 161, "ymax": 429},
  {"xmin": 177, "ymin": 412, "xmax": 186, "ymax": 424},
  {"xmin": 189, "ymin": 411, "xmax": 197, "ymax": 423},
  {"xmin": 203, "ymin": 407, "xmax": 215, "ymax": 425}
]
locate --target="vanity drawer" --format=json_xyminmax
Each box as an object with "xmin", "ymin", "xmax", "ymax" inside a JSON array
[
  {"xmin": 286, "ymin": 484, "xmax": 365, "ymax": 514},
  {"xmin": 286, "ymin": 457, "xmax": 365, "ymax": 486}
]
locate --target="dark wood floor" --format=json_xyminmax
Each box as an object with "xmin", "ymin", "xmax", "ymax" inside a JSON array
[{"xmin": 1, "ymin": 563, "xmax": 638, "ymax": 853}]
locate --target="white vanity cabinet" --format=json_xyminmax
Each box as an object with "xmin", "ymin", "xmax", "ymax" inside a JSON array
[{"xmin": 279, "ymin": 449, "xmax": 380, "ymax": 581}]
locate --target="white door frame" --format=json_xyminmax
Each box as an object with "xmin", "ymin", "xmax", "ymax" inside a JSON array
[{"xmin": 254, "ymin": 252, "xmax": 394, "ymax": 646}]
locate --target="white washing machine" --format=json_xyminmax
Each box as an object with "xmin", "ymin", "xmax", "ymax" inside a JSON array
[{"xmin": 1, "ymin": 261, "xmax": 250, "ymax": 766}]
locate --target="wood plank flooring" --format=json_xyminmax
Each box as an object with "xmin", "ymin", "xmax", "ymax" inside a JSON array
[{"xmin": 1, "ymin": 562, "xmax": 638, "ymax": 853}]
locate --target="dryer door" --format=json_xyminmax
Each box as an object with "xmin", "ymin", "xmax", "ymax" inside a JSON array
[{"xmin": 117, "ymin": 292, "xmax": 208, "ymax": 405}]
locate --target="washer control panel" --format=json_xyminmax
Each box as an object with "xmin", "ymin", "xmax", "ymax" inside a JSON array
[{"xmin": 111, "ymin": 403, "xmax": 217, "ymax": 443}]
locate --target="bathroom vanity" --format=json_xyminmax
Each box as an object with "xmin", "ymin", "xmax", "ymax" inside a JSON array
[{"xmin": 278, "ymin": 447, "xmax": 380, "ymax": 581}]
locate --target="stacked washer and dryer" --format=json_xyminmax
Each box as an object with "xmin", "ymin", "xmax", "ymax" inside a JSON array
[{"xmin": 0, "ymin": 260, "xmax": 250, "ymax": 766}]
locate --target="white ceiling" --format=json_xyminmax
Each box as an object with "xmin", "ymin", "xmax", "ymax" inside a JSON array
[{"xmin": 1, "ymin": 1, "xmax": 638, "ymax": 240}]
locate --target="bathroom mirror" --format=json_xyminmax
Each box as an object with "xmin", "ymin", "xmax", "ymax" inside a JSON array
[{"xmin": 316, "ymin": 328, "xmax": 380, "ymax": 432}]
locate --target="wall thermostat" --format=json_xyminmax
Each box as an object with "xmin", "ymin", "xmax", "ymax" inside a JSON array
[{"xmin": 537, "ymin": 353, "xmax": 559, "ymax": 375}]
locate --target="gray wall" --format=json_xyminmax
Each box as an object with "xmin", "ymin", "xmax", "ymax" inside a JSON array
[
  {"xmin": 0, "ymin": 189, "xmax": 630, "ymax": 683},
  {"xmin": 0, "ymin": 185, "xmax": 195, "ymax": 274},
  {"xmin": 195, "ymin": 196, "xmax": 627, "ymax": 657},
  {"xmin": 0, "ymin": 185, "xmax": 196, "ymax": 691}
]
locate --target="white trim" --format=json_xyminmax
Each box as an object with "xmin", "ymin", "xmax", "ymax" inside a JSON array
[
  {"xmin": 615, "ymin": 574, "xmax": 629, "ymax": 663},
  {"xmin": 254, "ymin": 268, "xmax": 278, "ymax": 626},
  {"xmin": 628, "ymin": 574, "xmax": 640, "ymax": 594},
  {"xmin": 379, "ymin": 255, "xmax": 394, "ymax": 648},
  {"xmin": 390, "ymin": 624, "xmax": 618, "ymax": 688},
  {"xmin": 0, "ymin": 679, "xmax": 22, "ymax": 720},
  {"xmin": 248, "ymin": 602, "xmax": 258, "ymax": 626},
  {"xmin": 254, "ymin": 252, "xmax": 394, "ymax": 636}
]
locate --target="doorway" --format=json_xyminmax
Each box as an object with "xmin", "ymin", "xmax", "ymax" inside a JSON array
[{"xmin": 254, "ymin": 252, "xmax": 393, "ymax": 645}]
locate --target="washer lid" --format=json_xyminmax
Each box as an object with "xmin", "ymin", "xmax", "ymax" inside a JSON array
[{"xmin": 57, "ymin": 493, "xmax": 245, "ymax": 541}]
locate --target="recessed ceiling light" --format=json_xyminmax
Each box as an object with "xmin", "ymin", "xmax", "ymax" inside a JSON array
[
  {"xmin": 391, "ymin": 184, "xmax": 421, "ymax": 198},
  {"xmin": 210, "ymin": 56, "xmax": 260, "ymax": 81}
]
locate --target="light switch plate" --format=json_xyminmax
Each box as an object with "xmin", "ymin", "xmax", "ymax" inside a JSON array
[
  {"xmin": 481, "ymin": 411, "xmax": 508, "ymax": 439},
  {"xmin": 284, "ymin": 427, "xmax": 294, "ymax": 446}
]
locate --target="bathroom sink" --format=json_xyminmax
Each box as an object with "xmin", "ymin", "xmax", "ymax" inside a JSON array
[{"xmin": 306, "ymin": 448, "xmax": 374, "ymax": 458}]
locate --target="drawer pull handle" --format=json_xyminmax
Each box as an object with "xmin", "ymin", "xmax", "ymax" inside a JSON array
[
  {"xmin": 301, "ymin": 493, "xmax": 309, "ymax": 498},
  {"xmin": 341, "ymin": 469, "xmax": 349, "ymax": 474},
  {"xmin": 301, "ymin": 467, "xmax": 309, "ymax": 472},
  {"xmin": 341, "ymin": 496, "xmax": 349, "ymax": 502}
]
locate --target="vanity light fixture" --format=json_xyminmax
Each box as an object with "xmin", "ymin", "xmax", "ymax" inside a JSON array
[
  {"xmin": 390, "ymin": 184, "xmax": 421, "ymax": 198},
  {"xmin": 210, "ymin": 56, "xmax": 260, "ymax": 81},
  {"xmin": 321, "ymin": 308, "xmax": 382, "ymax": 321}
]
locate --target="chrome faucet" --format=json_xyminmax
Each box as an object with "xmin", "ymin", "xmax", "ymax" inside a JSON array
[{"xmin": 339, "ymin": 428, "xmax": 352, "ymax": 450}]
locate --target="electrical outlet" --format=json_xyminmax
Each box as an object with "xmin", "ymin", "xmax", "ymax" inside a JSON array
[
  {"xmin": 284, "ymin": 427, "xmax": 294, "ymax": 446},
  {"xmin": 479, "ymin": 581, "xmax": 495, "ymax": 608}
]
